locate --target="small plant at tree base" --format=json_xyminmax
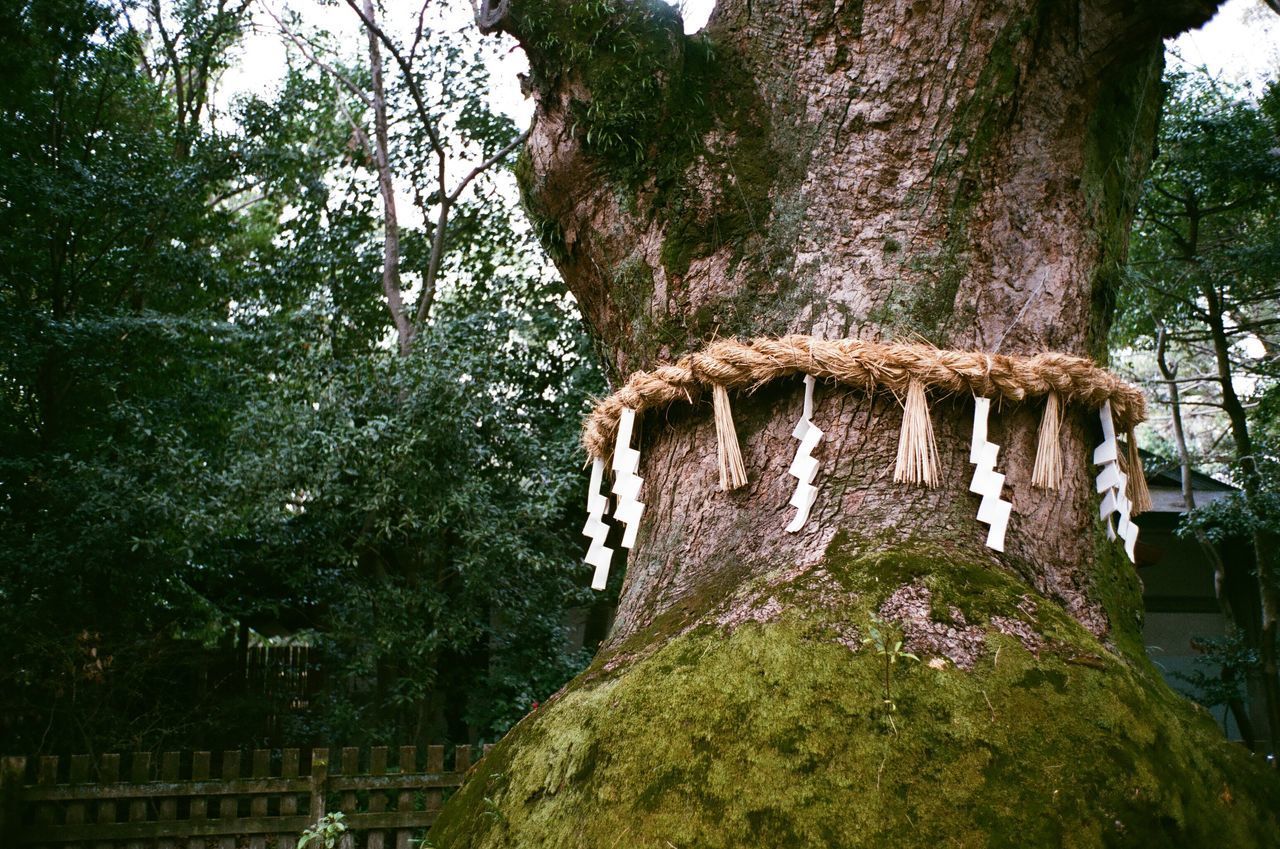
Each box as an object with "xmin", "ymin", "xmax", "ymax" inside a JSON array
[
  {"xmin": 298, "ymin": 812, "xmax": 348, "ymax": 849},
  {"xmin": 862, "ymin": 618, "xmax": 919, "ymax": 732}
]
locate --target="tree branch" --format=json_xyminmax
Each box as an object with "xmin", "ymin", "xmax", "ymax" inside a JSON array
[
  {"xmin": 340, "ymin": 0, "xmax": 446, "ymax": 162},
  {"xmin": 409, "ymin": 124, "xmax": 533, "ymax": 339},
  {"xmin": 257, "ymin": 0, "xmax": 372, "ymax": 109}
]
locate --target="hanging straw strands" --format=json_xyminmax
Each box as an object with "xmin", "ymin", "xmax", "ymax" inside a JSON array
[
  {"xmin": 583, "ymin": 336, "xmax": 1147, "ymax": 461},
  {"xmin": 1031, "ymin": 391, "xmax": 1063, "ymax": 490},
  {"xmin": 578, "ymin": 336, "xmax": 1152, "ymax": 586},
  {"xmin": 712, "ymin": 384, "xmax": 748, "ymax": 491},
  {"xmin": 893, "ymin": 379, "xmax": 940, "ymax": 487}
]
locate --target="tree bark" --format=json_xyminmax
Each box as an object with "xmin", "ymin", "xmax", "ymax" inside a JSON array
[
  {"xmin": 433, "ymin": 0, "xmax": 1280, "ymax": 844},
  {"xmin": 361, "ymin": 0, "xmax": 414, "ymax": 353},
  {"xmin": 504, "ymin": 0, "xmax": 1192, "ymax": 644}
]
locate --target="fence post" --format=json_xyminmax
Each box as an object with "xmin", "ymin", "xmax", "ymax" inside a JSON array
[
  {"xmin": 190, "ymin": 751, "xmax": 211, "ymax": 849},
  {"xmin": 126, "ymin": 751, "xmax": 151, "ymax": 849},
  {"xmin": 395, "ymin": 747, "xmax": 416, "ymax": 849},
  {"xmin": 95, "ymin": 754, "xmax": 120, "ymax": 849},
  {"xmin": 307, "ymin": 749, "xmax": 328, "ymax": 829},
  {"xmin": 249, "ymin": 750, "xmax": 270, "ymax": 849},
  {"xmin": 157, "ymin": 751, "xmax": 180, "ymax": 849},
  {"xmin": 67, "ymin": 754, "xmax": 92, "ymax": 849},
  {"xmin": 366, "ymin": 746, "xmax": 387, "ymax": 849},
  {"xmin": 279, "ymin": 749, "xmax": 300, "ymax": 849},
  {"xmin": 337, "ymin": 748, "xmax": 358, "ymax": 849},
  {"xmin": 424, "ymin": 746, "xmax": 444, "ymax": 822},
  {"xmin": 1, "ymin": 756, "xmax": 26, "ymax": 848}
]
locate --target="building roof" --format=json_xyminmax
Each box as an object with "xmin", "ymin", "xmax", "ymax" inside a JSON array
[{"xmin": 1135, "ymin": 446, "xmax": 1238, "ymax": 514}]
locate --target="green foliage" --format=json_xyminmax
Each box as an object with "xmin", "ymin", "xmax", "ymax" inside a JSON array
[
  {"xmin": 1118, "ymin": 71, "xmax": 1280, "ymax": 354},
  {"xmin": 860, "ymin": 617, "xmax": 919, "ymax": 724},
  {"xmin": 1115, "ymin": 69, "xmax": 1280, "ymax": 480},
  {"xmin": 0, "ymin": 0, "xmax": 603, "ymax": 753},
  {"xmin": 1115, "ymin": 65, "xmax": 1280, "ymax": 537},
  {"xmin": 298, "ymin": 812, "xmax": 348, "ymax": 849},
  {"xmin": 1171, "ymin": 633, "xmax": 1258, "ymax": 718}
]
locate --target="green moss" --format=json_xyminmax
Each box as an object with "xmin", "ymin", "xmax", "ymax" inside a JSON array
[
  {"xmin": 654, "ymin": 44, "xmax": 776, "ymax": 281},
  {"xmin": 430, "ymin": 542, "xmax": 1280, "ymax": 848},
  {"xmin": 511, "ymin": 0, "xmax": 715, "ymax": 194},
  {"xmin": 1087, "ymin": 523, "xmax": 1150, "ymax": 659}
]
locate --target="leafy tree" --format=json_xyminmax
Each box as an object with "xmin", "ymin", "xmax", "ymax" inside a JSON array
[
  {"xmin": 1116, "ymin": 67, "xmax": 1280, "ymax": 752},
  {"xmin": 0, "ymin": 0, "xmax": 603, "ymax": 753}
]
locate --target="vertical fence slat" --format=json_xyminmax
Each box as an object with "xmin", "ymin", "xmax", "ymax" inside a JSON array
[
  {"xmin": 125, "ymin": 752, "xmax": 151, "ymax": 849},
  {"xmin": 394, "ymin": 747, "xmax": 416, "ymax": 849},
  {"xmin": 454, "ymin": 745, "xmax": 472, "ymax": 775},
  {"xmin": 35, "ymin": 755, "xmax": 60, "ymax": 838},
  {"xmin": 66, "ymin": 754, "xmax": 92, "ymax": 849},
  {"xmin": 248, "ymin": 750, "xmax": 269, "ymax": 849},
  {"xmin": 278, "ymin": 749, "xmax": 300, "ymax": 849},
  {"xmin": 157, "ymin": 752, "xmax": 180, "ymax": 849},
  {"xmin": 365, "ymin": 747, "xmax": 387, "ymax": 849},
  {"xmin": 94, "ymin": 754, "xmax": 120, "ymax": 849},
  {"xmin": 217, "ymin": 751, "xmax": 239, "ymax": 849},
  {"xmin": 1, "ymin": 757, "xmax": 28, "ymax": 849},
  {"xmin": 338, "ymin": 748, "xmax": 358, "ymax": 849},
  {"xmin": 425, "ymin": 746, "xmax": 444, "ymax": 823},
  {"xmin": 188, "ymin": 752, "xmax": 210, "ymax": 849},
  {"xmin": 308, "ymin": 748, "xmax": 328, "ymax": 831}
]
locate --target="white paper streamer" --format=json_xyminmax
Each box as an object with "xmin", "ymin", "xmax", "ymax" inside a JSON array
[
  {"xmin": 968, "ymin": 397, "xmax": 1013, "ymax": 552},
  {"xmin": 582, "ymin": 457, "xmax": 614, "ymax": 591},
  {"xmin": 785, "ymin": 375, "xmax": 823, "ymax": 533},
  {"xmin": 611, "ymin": 407, "xmax": 645, "ymax": 550},
  {"xmin": 1094, "ymin": 400, "xmax": 1139, "ymax": 561}
]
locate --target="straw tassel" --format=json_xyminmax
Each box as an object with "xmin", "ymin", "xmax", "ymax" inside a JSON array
[
  {"xmin": 893, "ymin": 379, "xmax": 939, "ymax": 488},
  {"xmin": 713, "ymin": 384, "xmax": 748, "ymax": 491},
  {"xmin": 1031, "ymin": 391, "xmax": 1063, "ymax": 490},
  {"xmin": 1125, "ymin": 426, "xmax": 1151, "ymax": 515}
]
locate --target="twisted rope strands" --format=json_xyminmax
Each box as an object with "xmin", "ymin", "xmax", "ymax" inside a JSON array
[{"xmin": 583, "ymin": 336, "xmax": 1147, "ymax": 460}]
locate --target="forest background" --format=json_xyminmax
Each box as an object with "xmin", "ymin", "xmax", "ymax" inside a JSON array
[{"xmin": 1, "ymin": 0, "xmax": 1278, "ymax": 756}]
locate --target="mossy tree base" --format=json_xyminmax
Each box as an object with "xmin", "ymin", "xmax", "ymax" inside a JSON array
[{"xmin": 431, "ymin": 543, "xmax": 1279, "ymax": 847}]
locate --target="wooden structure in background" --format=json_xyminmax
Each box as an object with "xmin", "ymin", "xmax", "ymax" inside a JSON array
[{"xmin": 0, "ymin": 745, "xmax": 486, "ymax": 847}]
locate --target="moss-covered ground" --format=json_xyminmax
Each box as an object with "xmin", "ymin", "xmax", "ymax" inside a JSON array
[{"xmin": 430, "ymin": 541, "xmax": 1280, "ymax": 848}]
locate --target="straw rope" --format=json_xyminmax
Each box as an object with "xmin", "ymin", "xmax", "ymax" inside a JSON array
[{"xmin": 583, "ymin": 335, "xmax": 1147, "ymax": 459}]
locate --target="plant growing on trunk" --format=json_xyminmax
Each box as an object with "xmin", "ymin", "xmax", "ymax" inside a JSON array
[{"xmin": 861, "ymin": 617, "xmax": 919, "ymax": 729}]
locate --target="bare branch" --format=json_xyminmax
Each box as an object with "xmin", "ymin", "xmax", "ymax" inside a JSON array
[
  {"xmin": 446, "ymin": 125, "xmax": 531, "ymax": 206},
  {"xmin": 340, "ymin": 0, "xmax": 446, "ymax": 161},
  {"xmin": 256, "ymin": 0, "xmax": 372, "ymax": 109}
]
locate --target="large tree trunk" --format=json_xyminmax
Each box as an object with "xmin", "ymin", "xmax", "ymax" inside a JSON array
[{"xmin": 432, "ymin": 1, "xmax": 1280, "ymax": 845}]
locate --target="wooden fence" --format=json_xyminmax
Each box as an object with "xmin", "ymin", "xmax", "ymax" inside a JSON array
[{"xmin": 0, "ymin": 745, "xmax": 486, "ymax": 848}]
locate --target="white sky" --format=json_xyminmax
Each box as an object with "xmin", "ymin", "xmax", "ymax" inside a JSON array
[
  {"xmin": 230, "ymin": 0, "xmax": 1278, "ymax": 130},
  {"xmin": 1168, "ymin": 0, "xmax": 1280, "ymax": 84}
]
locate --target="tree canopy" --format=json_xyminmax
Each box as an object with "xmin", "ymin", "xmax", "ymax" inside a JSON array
[{"xmin": 0, "ymin": 0, "xmax": 603, "ymax": 753}]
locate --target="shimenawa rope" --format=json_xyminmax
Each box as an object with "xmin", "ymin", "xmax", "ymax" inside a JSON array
[{"xmin": 584, "ymin": 335, "xmax": 1149, "ymax": 511}]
